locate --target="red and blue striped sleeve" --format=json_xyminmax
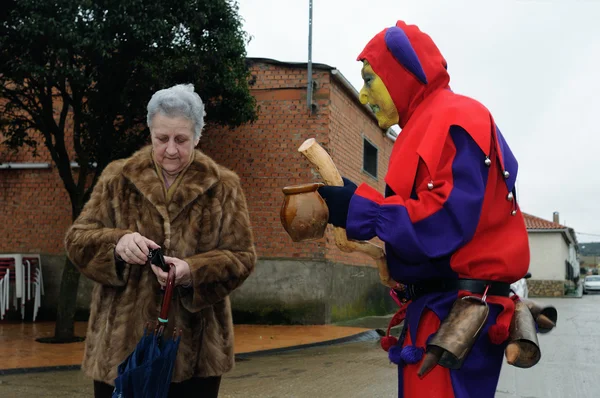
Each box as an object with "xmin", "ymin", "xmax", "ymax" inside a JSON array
[{"xmin": 346, "ymin": 126, "xmax": 489, "ymax": 263}]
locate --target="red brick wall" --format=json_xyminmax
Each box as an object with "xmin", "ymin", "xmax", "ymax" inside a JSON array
[
  {"xmin": 0, "ymin": 103, "xmax": 76, "ymax": 254},
  {"xmin": 200, "ymin": 62, "xmax": 332, "ymax": 260},
  {"xmin": 201, "ymin": 62, "xmax": 395, "ymax": 267},
  {"xmin": 1, "ymin": 61, "xmax": 395, "ymax": 265},
  {"xmin": 0, "ymin": 168, "xmax": 73, "ymax": 254}
]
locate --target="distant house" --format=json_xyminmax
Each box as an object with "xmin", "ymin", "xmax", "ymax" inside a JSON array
[{"xmin": 523, "ymin": 212, "xmax": 579, "ymax": 297}]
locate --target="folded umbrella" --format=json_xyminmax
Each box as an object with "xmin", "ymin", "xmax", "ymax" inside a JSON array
[{"xmin": 112, "ymin": 263, "xmax": 181, "ymax": 398}]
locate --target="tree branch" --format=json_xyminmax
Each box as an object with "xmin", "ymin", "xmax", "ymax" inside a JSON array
[
  {"xmin": 57, "ymin": 78, "xmax": 72, "ymax": 133},
  {"xmin": 1, "ymin": 86, "xmax": 44, "ymax": 123},
  {"xmin": 35, "ymin": 79, "xmax": 77, "ymax": 197}
]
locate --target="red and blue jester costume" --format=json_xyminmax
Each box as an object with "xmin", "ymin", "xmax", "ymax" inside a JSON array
[{"xmin": 320, "ymin": 21, "xmax": 531, "ymax": 397}]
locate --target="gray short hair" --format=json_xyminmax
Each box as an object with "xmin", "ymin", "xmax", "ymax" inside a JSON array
[{"xmin": 147, "ymin": 83, "xmax": 206, "ymax": 140}]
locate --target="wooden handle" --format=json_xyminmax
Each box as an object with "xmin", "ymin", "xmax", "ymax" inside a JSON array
[
  {"xmin": 159, "ymin": 263, "xmax": 177, "ymax": 323},
  {"xmin": 298, "ymin": 138, "xmax": 397, "ymax": 288},
  {"xmin": 298, "ymin": 138, "xmax": 344, "ymax": 187}
]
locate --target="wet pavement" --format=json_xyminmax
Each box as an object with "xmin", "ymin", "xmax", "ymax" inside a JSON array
[
  {"xmin": 1, "ymin": 295, "xmax": 599, "ymax": 397},
  {"xmin": 496, "ymin": 294, "xmax": 600, "ymax": 398}
]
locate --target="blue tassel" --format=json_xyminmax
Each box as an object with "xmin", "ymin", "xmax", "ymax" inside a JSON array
[
  {"xmin": 400, "ymin": 345, "xmax": 424, "ymax": 364},
  {"xmin": 388, "ymin": 345, "xmax": 405, "ymax": 366}
]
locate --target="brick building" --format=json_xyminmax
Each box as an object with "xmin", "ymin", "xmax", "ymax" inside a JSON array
[{"xmin": 0, "ymin": 58, "xmax": 397, "ymax": 323}]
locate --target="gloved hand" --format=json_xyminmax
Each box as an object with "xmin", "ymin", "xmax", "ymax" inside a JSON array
[{"xmin": 317, "ymin": 177, "xmax": 357, "ymax": 228}]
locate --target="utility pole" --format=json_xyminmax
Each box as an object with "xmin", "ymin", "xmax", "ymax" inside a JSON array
[{"xmin": 307, "ymin": 0, "xmax": 314, "ymax": 112}]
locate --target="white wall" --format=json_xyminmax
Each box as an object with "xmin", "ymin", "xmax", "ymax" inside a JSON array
[{"xmin": 527, "ymin": 232, "xmax": 568, "ymax": 280}]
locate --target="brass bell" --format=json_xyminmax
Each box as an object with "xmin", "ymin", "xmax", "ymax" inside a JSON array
[
  {"xmin": 505, "ymin": 300, "xmax": 541, "ymax": 368},
  {"xmin": 419, "ymin": 296, "xmax": 489, "ymax": 377},
  {"xmin": 520, "ymin": 298, "xmax": 557, "ymax": 333}
]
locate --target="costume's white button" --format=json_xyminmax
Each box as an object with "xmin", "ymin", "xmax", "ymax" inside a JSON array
[
  {"xmin": 507, "ymin": 192, "xmax": 514, "ymax": 201},
  {"xmin": 503, "ymin": 170, "xmax": 510, "ymax": 179},
  {"xmin": 511, "ymin": 210, "xmax": 517, "ymax": 216},
  {"xmin": 427, "ymin": 181, "xmax": 434, "ymax": 190},
  {"xmin": 485, "ymin": 157, "xmax": 491, "ymax": 166}
]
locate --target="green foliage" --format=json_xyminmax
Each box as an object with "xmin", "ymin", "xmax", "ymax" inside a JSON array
[{"xmin": 1, "ymin": 0, "xmax": 256, "ymax": 200}]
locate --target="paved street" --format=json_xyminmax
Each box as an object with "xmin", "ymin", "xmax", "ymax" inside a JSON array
[
  {"xmin": 1, "ymin": 295, "xmax": 599, "ymax": 397},
  {"xmin": 496, "ymin": 295, "xmax": 600, "ymax": 398}
]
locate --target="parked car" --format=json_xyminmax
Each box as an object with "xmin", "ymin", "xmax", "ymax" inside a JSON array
[
  {"xmin": 510, "ymin": 272, "xmax": 531, "ymax": 298},
  {"xmin": 583, "ymin": 275, "xmax": 600, "ymax": 294}
]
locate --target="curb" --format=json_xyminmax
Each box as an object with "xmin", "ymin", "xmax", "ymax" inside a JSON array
[
  {"xmin": 235, "ymin": 329, "xmax": 380, "ymax": 360},
  {"xmin": 0, "ymin": 364, "xmax": 81, "ymax": 376},
  {"xmin": 0, "ymin": 330, "xmax": 380, "ymax": 376}
]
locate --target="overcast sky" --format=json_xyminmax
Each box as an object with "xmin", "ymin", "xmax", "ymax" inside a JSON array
[{"xmin": 239, "ymin": 0, "xmax": 600, "ymax": 242}]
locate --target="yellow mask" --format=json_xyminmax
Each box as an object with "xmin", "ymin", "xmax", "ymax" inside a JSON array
[{"xmin": 359, "ymin": 61, "xmax": 399, "ymax": 129}]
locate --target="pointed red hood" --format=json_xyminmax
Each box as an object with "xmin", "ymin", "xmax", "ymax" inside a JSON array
[{"xmin": 357, "ymin": 21, "xmax": 450, "ymax": 128}]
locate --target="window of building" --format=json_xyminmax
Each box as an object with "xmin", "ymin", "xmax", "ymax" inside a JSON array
[{"xmin": 362, "ymin": 137, "xmax": 378, "ymax": 179}]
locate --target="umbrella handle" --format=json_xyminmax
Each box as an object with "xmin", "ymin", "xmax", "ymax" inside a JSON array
[{"xmin": 158, "ymin": 263, "xmax": 177, "ymax": 326}]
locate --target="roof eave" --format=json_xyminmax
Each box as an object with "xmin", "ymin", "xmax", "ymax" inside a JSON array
[
  {"xmin": 246, "ymin": 57, "xmax": 335, "ymax": 71},
  {"xmin": 528, "ymin": 228, "xmax": 578, "ymax": 247},
  {"xmin": 527, "ymin": 228, "xmax": 569, "ymax": 233}
]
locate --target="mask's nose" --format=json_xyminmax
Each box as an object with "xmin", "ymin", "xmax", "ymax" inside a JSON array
[{"xmin": 359, "ymin": 87, "xmax": 369, "ymax": 105}]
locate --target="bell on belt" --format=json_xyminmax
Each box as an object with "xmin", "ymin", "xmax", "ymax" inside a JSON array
[
  {"xmin": 504, "ymin": 300, "xmax": 542, "ymax": 368},
  {"xmin": 418, "ymin": 295, "xmax": 489, "ymax": 378},
  {"xmin": 520, "ymin": 298, "xmax": 557, "ymax": 333}
]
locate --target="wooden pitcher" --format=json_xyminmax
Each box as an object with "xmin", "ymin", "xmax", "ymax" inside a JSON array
[{"xmin": 280, "ymin": 182, "xmax": 329, "ymax": 242}]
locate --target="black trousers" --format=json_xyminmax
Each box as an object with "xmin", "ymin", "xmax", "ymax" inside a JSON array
[{"xmin": 94, "ymin": 376, "xmax": 222, "ymax": 398}]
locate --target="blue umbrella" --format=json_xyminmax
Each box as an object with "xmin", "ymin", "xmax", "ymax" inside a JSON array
[{"xmin": 112, "ymin": 264, "xmax": 181, "ymax": 398}]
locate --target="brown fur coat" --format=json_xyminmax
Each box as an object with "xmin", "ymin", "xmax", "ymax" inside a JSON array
[{"xmin": 64, "ymin": 146, "xmax": 256, "ymax": 385}]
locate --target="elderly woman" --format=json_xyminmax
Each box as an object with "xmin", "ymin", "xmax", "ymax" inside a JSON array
[{"xmin": 65, "ymin": 83, "xmax": 256, "ymax": 398}]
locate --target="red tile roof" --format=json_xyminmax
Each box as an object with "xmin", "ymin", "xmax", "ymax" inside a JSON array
[{"xmin": 522, "ymin": 213, "xmax": 567, "ymax": 230}]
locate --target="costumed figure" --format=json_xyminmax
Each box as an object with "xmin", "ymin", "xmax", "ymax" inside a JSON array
[{"xmin": 316, "ymin": 21, "xmax": 557, "ymax": 398}]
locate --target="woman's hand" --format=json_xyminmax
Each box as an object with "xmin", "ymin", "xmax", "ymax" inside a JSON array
[
  {"xmin": 115, "ymin": 232, "xmax": 160, "ymax": 265},
  {"xmin": 151, "ymin": 256, "xmax": 192, "ymax": 288}
]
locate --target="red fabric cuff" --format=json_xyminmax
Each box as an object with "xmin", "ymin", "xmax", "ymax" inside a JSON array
[{"xmin": 355, "ymin": 183, "xmax": 384, "ymax": 204}]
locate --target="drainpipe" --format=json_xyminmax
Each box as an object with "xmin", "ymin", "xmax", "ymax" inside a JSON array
[
  {"xmin": 307, "ymin": 0, "xmax": 314, "ymax": 113},
  {"xmin": 0, "ymin": 162, "xmax": 51, "ymax": 170}
]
